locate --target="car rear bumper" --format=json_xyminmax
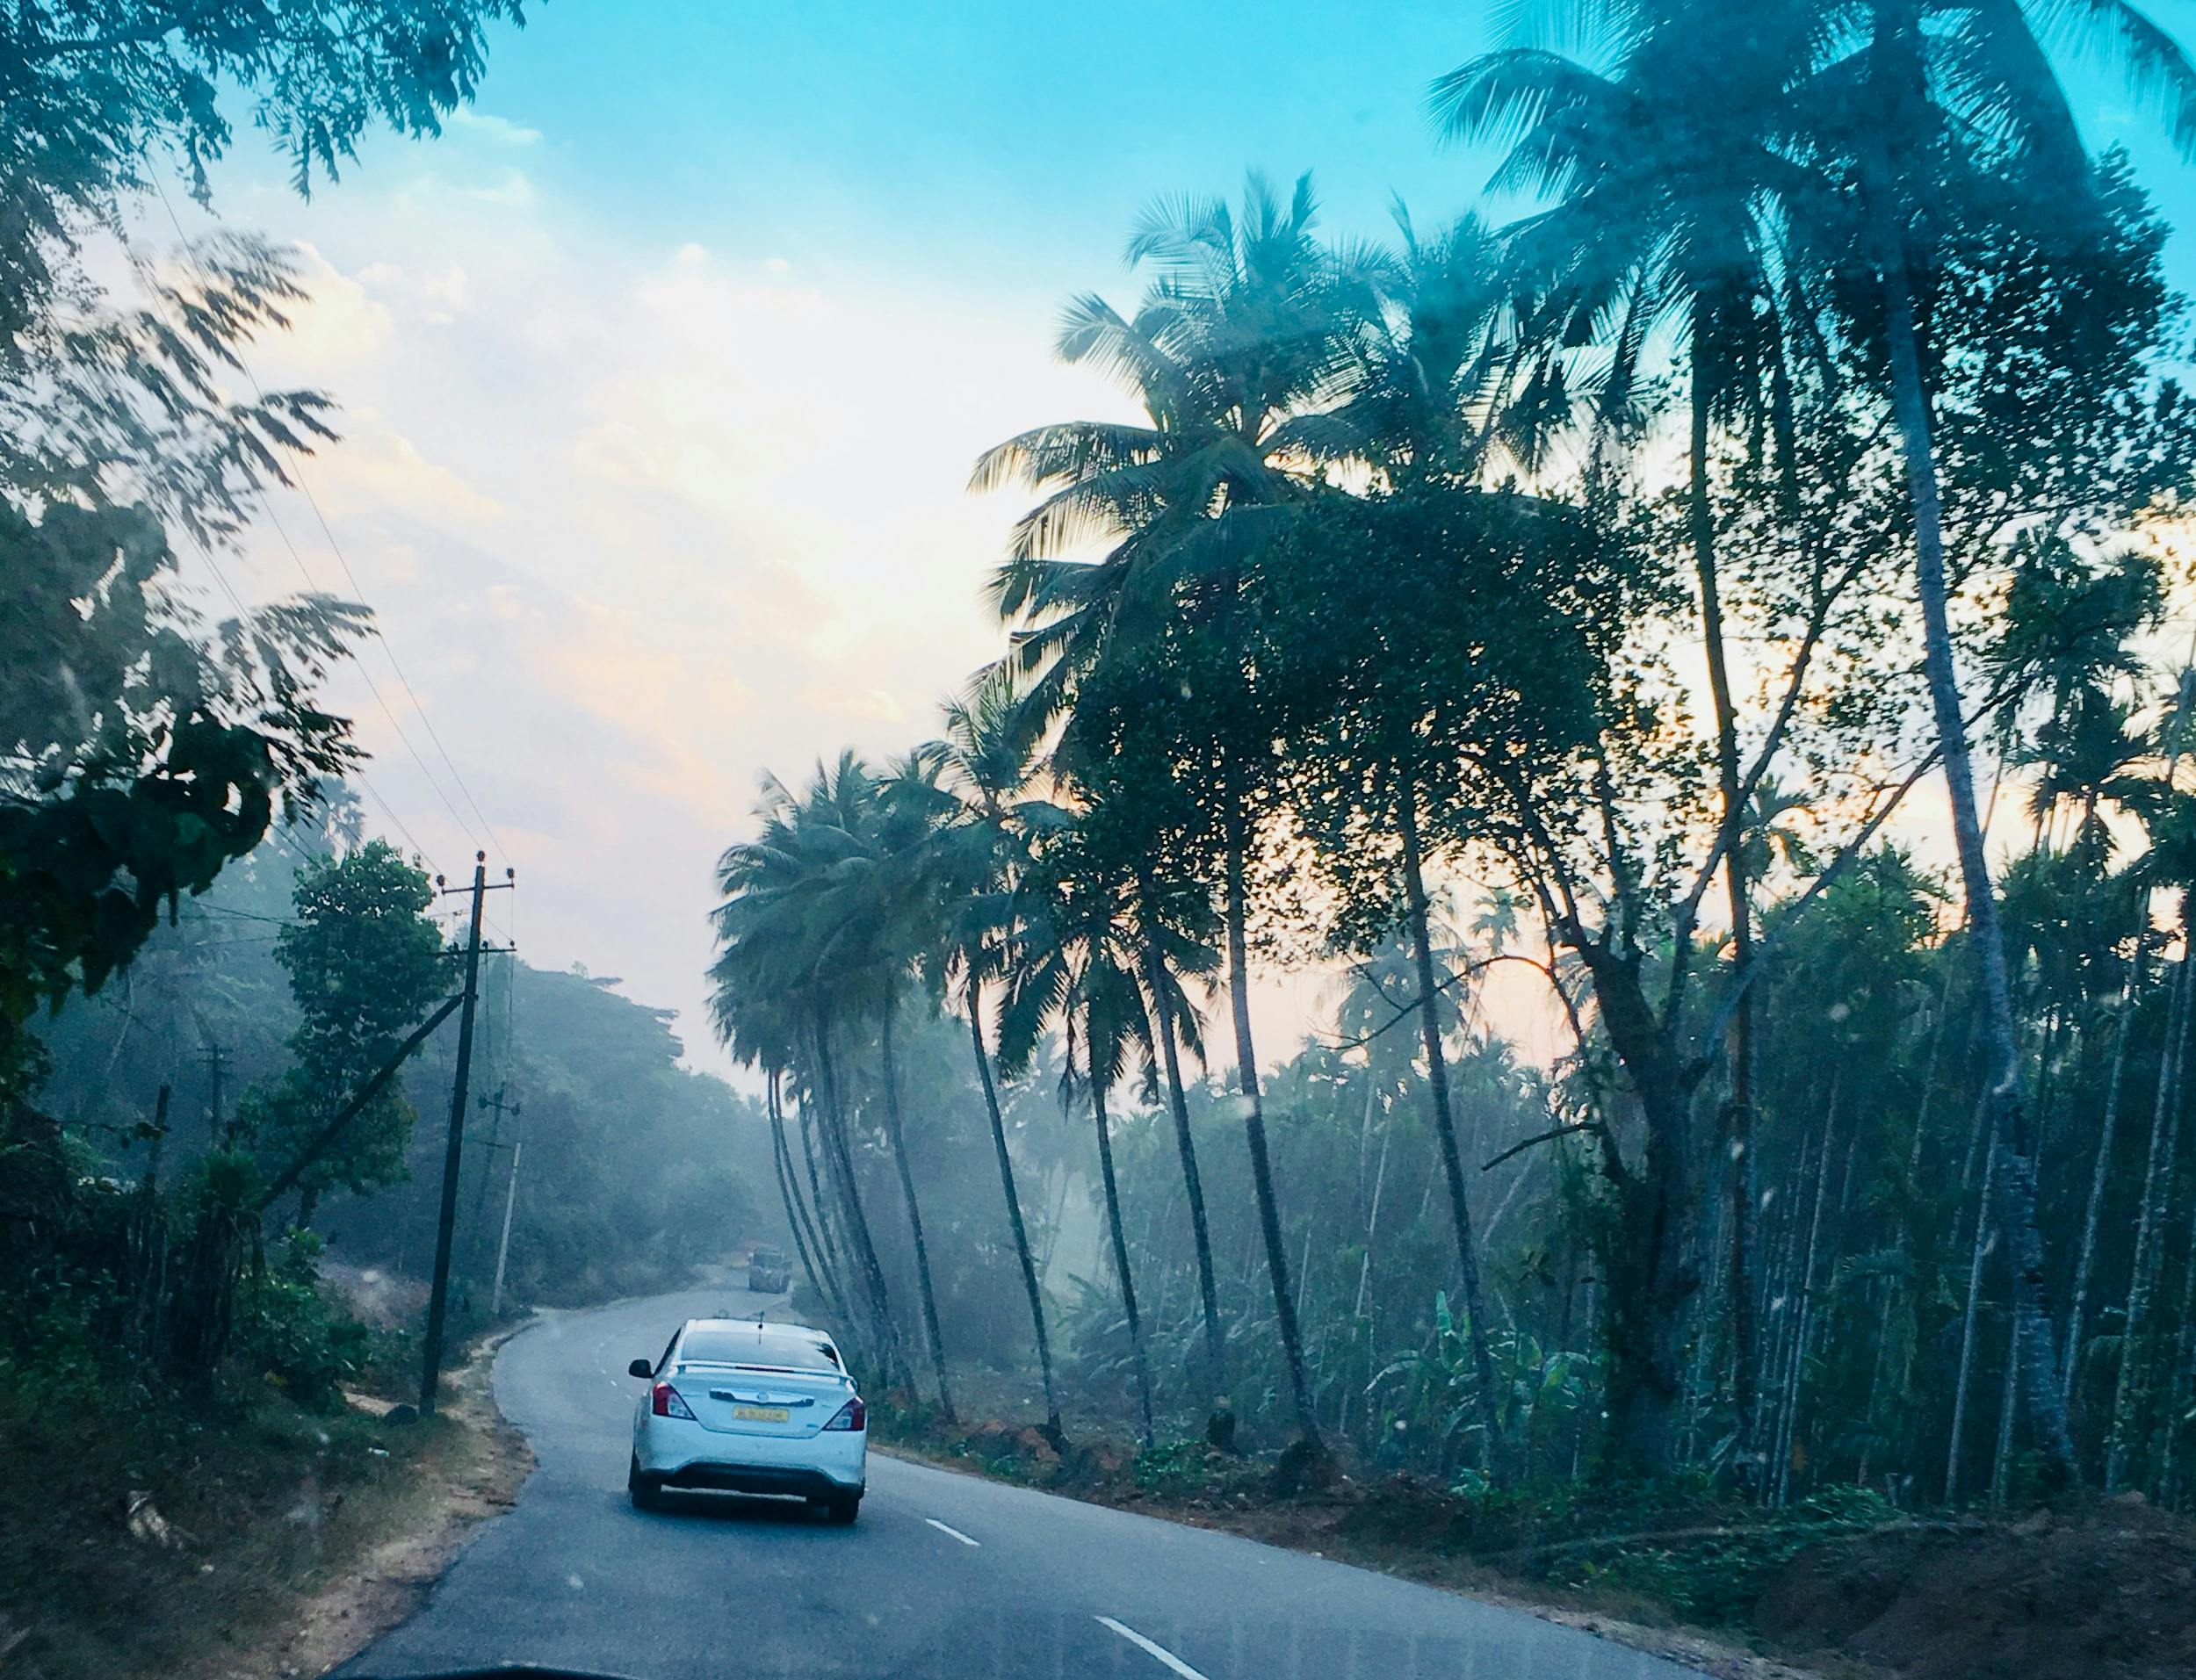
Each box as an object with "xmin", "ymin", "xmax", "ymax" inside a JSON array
[
  {"xmin": 655, "ymin": 1461, "xmax": 856, "ymax": 1499},
  {"xmin": 636, "ymin": 1414, "xmax": 865, "ymax": 1492}
]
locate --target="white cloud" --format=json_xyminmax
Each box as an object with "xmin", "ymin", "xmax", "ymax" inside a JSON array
[
  {"xmin": 448, "ymin": 108, "xmax": 545, "ymax": 146},
  {"xmin": 356, "ymin": 259, "xmax": 471, "ymax": 324},
  {"xmin": 465, "ymin": 170, "xmax": 537, "ymax": 208},
  {"xmin": 278, "ymin": 243, "xmax": 394, "ymax": 364},
  {"xmin": 199, "ymin": 158, "xmax": 1133, "ymax": 1077},
  {"xmin": 301, "ymin": 422, "xmax": 504, "ymax": 527}
]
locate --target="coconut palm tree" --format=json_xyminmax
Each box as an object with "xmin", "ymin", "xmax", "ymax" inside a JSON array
[
  {"xmin": 709, "ymin": 761, "xmax": 909, "ymax": 1390},
  {"xmin": 899, "ymin": 680, "xmax": 1069, "ymax": 1448},
  {"xmin": 998, "ymin": 814, "xmax": 1159, "ymax": 1446},
  {"xmin": 975, "ymin": 172, "xmax": 1373, "ymax": 1451}
]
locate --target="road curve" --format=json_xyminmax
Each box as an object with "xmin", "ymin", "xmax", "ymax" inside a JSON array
[{"xmin": 340, "ymin": 1287, "xmax": 1699, "ymax": 1680}]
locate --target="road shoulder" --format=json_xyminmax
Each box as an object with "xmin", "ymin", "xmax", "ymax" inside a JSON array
[
  {"xmin": 203, "ymin": 1332, "xmax": 531, "ymax": 1680},
  {"xmin": 871, "ymin": 1443, "xmax": 1831, "ymax": 1680}
]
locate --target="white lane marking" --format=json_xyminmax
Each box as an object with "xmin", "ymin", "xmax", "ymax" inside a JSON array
[
  {"xmin": 924, "ymin": 1517, "xmax": 979, "ymax": 1547},
  {"xmin": 1094, "ymin": 1617, "xmax": 1209, "ymax": 1679}
]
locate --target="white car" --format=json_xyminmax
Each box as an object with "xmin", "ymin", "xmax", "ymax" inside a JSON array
[{"xmin": 625, "ymin": 1318, "xmax": 866, "ymax": 1522}]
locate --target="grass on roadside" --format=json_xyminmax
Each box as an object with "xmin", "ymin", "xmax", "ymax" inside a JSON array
[{"xmin": 0, "ymin": 1369, "xmax": 480, "ymax": 1680}]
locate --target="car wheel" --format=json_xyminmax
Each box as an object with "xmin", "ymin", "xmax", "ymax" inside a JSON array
[
  {"xmin": 826, "ymin": 1490, "xmax": 861, "ymax": 1525},
  {"xmin": 628, "ymin": 1453, "xmax": 664, "ymax": 1511}
]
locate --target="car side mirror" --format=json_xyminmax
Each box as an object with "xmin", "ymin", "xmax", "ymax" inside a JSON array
[{"xmin": 628, "ymin": 1359, "xmax": 654, "ymax": 1379}]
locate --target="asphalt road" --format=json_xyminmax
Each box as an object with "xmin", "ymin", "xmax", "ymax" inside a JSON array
[{"xmin": 341, "ymin": 1286, "xmax": 1700, "ymax": 1680}]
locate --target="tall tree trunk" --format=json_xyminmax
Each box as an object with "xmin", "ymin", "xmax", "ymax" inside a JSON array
[
  {"xmin": 1354, "ymin": 1076, "xmax": 1390, "ymax": 1319},
  {"xmin": 1398, "ymin": 787, "xmax": 1503, "ymax": 1474},
  {"xmin": 1877, "ymin": 192, "xmax": 2077, "ymax": 1487},
  {"xmin": 2064, "ymin": 679, "xmax": 2192, "ymax": 1410},
  {"xmin": 878, "ymin": 988, "xmax": 954, "ymax": 1424},
  {"xmin": 2063, "ymin": 960, "xmax": 2140, "ymax": 1409},
  {"xmin": 1947, "ymin": 1101, "xmax": 2001, "ymax": 1504},
  {"xmin": 968, "ymin": 980, "xmax": 1064, "ymax": 1447},
  {"xmin": 2107, "ymin": 948, "xmax": 2192, "ymax": 1489},
  {"xmin": 769, "ymin": 1071, "xmax": 844, "ymax": 1322},
  {"xmin": 1758, "ymin": 1150, "xmax": 1803, "ymax": 1488},
  {"xmin": 1144, "ymin": 937, "xmax": 1230, "ymax": 1426},
  {"xmin": 798, "ymin": 1099, "xmax": 851, "ymax": 1301},
  {"xmin": 777, "ymin": 1078, "xmax": 842, "ymax": 1313},
  {"xmin": 812, "ymin": 1023, "xmax": 907, "ymax": 1392},
  {"xmin": 1224, "ymin": 817, "xmax": 1320, "ymax": 1450},
  {"xmin": 1091, "ymin": 1055, "xmax": 1155, "ymax": 1446},
  {"xmin": 1572, "ymin": 943, "xmax": 1700, "ymax": 1475},
  {"xmin": 1689, "ymin": 323, "xmax": 1761, "ymax": 1474},
  {"xmin": 2156, "ymin": 1195, "xmax": 2196, "ymax": 1503},
  {"xmin": 1991, "ymin": 1289, "xmax": 2022, "ymax": 1508},
  {"xmin": 776, "ymin": 1110, "xmax": 842, "ymax": 1319},
  {"xmin": 1775, "ymin": 1085, "xmax": 1837, "ymax": 1505}
]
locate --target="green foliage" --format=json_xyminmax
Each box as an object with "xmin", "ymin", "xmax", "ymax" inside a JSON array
[
  {"xmin": 1556, "ymin": 1486, "xmax": 1901, "ymax": 1626},
  {"xmin": 231, "ymin": 1231, "xmax": 371, "ymax": 1411},
  {"xmin": 1129, "ymin": 1437, "xmax": 1222, "ymax": 1496},
  {"xmin": 0, "ymin": 236, "xmax": 374, "ymax": 1103},
  {"xmin": 254, "ymin": 839, "xmax": 444, "ymax": 1209},
  {"xmin": 0, "ymin": 1, "xmax": 531, "ymax": 344},
  {"xmin": 1370, "ymin": 1292, "xmax": 1593, "ymax": 1488}
]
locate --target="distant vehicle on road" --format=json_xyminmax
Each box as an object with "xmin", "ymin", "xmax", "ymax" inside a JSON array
[
  {"xmin": 627, "ymin": 1318, "xmax": 864, "ymax": 1522},
  {"xmin": 747, "ymin": 1244, "xmax": 791, "ymax": 1294}
]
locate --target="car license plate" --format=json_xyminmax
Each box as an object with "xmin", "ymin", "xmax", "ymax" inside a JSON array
[{"xmin": 733, "ymin": 1405, "xmax": 790, "ymax": 1423}]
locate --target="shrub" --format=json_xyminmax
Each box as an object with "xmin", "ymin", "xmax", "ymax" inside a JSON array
[{"xmin": 230, "ymin": 1230, "xmax": 372, "ymax": 1412}]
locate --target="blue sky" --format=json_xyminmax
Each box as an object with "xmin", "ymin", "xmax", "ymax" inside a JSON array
[
  {"xmin": 166, "ymin": 2, "xmax": 2196, "ymax": 1078},
  {"xmin": 452, "ymin": 2, "xmax": 1489, "ymax": 288}
]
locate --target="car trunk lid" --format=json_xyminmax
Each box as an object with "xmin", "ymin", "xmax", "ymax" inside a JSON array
[{"xmin": 672, "ymin": 1362, "xmax": 851, "ymax": 1439}]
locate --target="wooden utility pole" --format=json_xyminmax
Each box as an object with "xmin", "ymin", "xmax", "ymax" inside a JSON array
[{"xmin": 419, "ymin": 854, "xmax": 513, "ymax": 1416}]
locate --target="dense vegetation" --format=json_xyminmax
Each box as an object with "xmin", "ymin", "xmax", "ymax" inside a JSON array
[{"xmin": 708, "ymin": 0, "xmax": 2196, "ymax": 1518}]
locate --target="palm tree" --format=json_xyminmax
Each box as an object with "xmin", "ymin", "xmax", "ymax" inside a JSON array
[
  {"xmin": 709, "ymin": 761, "xmax": 909, "ymax": 1391},
  {"xmin": 844, "ymin": 755, "xmax": 960, "ymax": 1424},
  {"xmin": 902, "ymin": 681, "xmax": 1069, "ymax": 1448},
  {"xmin": 1000, "ymin": 816, "xmax": 1159, "ymax": 1446},
  {"xmin": 975, "ymin": 173, "xmax": 1370, "ymax": 1451}
]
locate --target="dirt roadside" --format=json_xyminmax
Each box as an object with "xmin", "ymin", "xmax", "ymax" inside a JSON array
[
  {"xmin": 275, "ymin": 1330, "xmax": 524, "ymax": 1680},
  {"xmin": 182, "ymin": 1329, "xmax": 533, "ymax": 1680}
]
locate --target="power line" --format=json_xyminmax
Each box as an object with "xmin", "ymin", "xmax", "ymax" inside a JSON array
[
  {"xmin": 247, "ymin": 486, "xmax": 484, "ymax": 853},
  {"xmin": 145, "ymin": 175, "xmax": 505, "ymax": 867},
  {"xmin": 187, "ymin": 903, "xmax": 300, "ymax": 926},
  {"xmin": 283, "ymin": 477, "xmax": 511, "ymax": 864},
  {"xmin": 117, "ymin": 204, "xmax": 444, "ymax": 876}
]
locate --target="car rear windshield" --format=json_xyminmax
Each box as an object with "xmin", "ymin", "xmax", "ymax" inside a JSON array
[{"xmin": 678, "ymin": 1328, "xmax": 838, "ymax": 1371}]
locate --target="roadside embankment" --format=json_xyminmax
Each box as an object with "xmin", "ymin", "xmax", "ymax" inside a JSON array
[
  {"xmin": 873, "ymin": 1413, "xmax": 2196, "ymax": 1680},
  {"xmin": 0, "ymin": 1328, "xmax": 529, "ymax": 1680}
]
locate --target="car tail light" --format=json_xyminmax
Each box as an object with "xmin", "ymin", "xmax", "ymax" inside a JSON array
[
  {"xmin": 824, "ymin": 1395, "xmax": 865, "ymax": 1431},
  {"xmin": 652, "ymin": 1382, "xmax": 696, "ymax": 1420}
]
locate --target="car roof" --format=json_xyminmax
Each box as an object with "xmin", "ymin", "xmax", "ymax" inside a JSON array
[{"xmin": 682, "ymin": 1317, "xmax": 834, "ymax": 1346}]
